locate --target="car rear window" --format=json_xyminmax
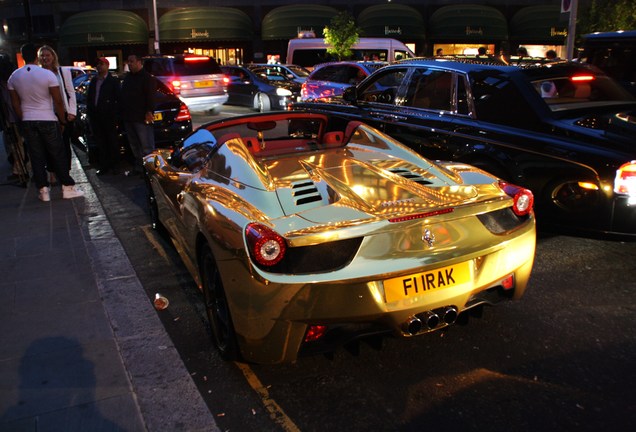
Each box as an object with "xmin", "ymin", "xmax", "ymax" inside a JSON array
[
  {"xmin": 173, "ymin": 57, "xmax": 222, "ymax": 75},
  {"xmin": 146, "ymin": 56, "xmax": 222, "ymax": 76}
]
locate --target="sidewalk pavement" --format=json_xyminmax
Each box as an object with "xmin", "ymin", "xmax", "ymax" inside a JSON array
[{"xmin": 0, "ymin": 140, "xmax": 220, "ymax": 432}]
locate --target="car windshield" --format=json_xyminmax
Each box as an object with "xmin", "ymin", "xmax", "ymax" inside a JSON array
[
  {"xmin": 285, "ymin": 65, "xmax": 310, "ymax": 77},
  {"xmin": 252, "ymin": 67, "xmax": 293, "ymax": 82},
  {"xmin": 529, "ymin": 72, "xmax": 635, "ymax": 112}
]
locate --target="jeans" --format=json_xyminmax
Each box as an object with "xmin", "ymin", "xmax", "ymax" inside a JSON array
[
  {"xmin": 90, "ymin": 115, "xmax": 119, "ymax": 170},
  {"xmin": 20, "ymin": 121, "xmax": 75, "ymax": 189},
  {"xmin": 124, "ymin": 122, "xmax": 155, "ymax": 173}
]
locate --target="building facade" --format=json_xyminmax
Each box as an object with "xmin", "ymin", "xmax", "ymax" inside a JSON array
[{"xmin": 0, "ymin": 0, "xmax": 578, "ymax": 71}]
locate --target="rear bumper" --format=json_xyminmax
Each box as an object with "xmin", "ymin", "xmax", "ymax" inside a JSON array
[
  {"xmin": 180, "ymin": 94, "xmax": 228, "ymax": 112},
  {"xmin": 223, "ymin": 218, "xmax": 536, "ymax": 364}
]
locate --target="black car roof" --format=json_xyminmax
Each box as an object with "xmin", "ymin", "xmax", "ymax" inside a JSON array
[{"xmin": 393, "ymin": 58, "xmax": 607, "ymax": 79}]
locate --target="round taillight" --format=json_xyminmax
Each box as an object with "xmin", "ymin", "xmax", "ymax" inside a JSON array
[
  {"xmin": 245, "ymin": 223, "xmax": 286, "ymax": 267},
  {"xmin": 499, "ymin": 181, "xmax": 534, "ymax": 216}
]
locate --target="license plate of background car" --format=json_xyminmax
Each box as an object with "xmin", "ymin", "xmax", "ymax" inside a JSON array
[
  {"xmin": 153, "ymin": 112, "xmax": 163, "ymax": 121},
  {"xmin": 383, "ymin": 261, "xmax": 471, "ymax": 303},
  {"xmin": 194, "ymin": 80, "xmax": 213, "ymax": 88}
]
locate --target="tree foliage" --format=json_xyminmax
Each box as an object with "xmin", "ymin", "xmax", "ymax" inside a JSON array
[
  {"xmin": 578, "ymin": 0, "xmax": 636, "ymax": 35},
  {"xmin": 323, "ymin": 11, "xmax": 361, "ymax": 61}
]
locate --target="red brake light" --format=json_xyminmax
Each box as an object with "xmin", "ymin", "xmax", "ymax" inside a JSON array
[
  {"xmin": 168, "ymin": 79, "xmax": 181, "ymax": 95},
  {"xmin": 175, "ymin": 103, "xmax": 191, "ymax": 122},
  {"xmin": 245, "ymin": 223, "xmax": 287, "ymax": 266},
  {"xmin": 304, "ymin": 325, "xmax": 327, "ymax": 342},
  {"xmin": 222, "ymin": 76, "xmax": 230, "ymax": 85},
  {"xmin": 571, "ymin": 75, "xmax": 595, "ymax": 82},
  {"xmin": 499, "ymin": 181, "xmax": 534, "ymax": 216},
  {"xmin": 184, "ymin": 56, "xmax": 209, "ymax": 62},
  {"xmin": 615, "ymin": 161, "xmax": 636, "ymax": 196}
]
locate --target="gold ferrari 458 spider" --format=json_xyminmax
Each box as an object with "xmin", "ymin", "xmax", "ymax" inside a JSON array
[{"xmin": 143, "ymin": 111, "xmax": 536, "ymax": 364}]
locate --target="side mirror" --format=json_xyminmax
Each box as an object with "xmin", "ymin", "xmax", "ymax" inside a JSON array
[{"xmin": 342, "ymin": 86, "xmax": 358, "ymax": 104}]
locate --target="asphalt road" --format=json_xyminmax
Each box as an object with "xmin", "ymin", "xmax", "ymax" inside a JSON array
[{"xmin": 78, "ymin": 105, "xmax": 636, "ymax": 432}]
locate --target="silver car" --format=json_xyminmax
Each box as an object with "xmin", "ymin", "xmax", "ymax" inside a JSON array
[{"xmin": 143, "ymin": 54, "xmax": 228, "ymax": 114}]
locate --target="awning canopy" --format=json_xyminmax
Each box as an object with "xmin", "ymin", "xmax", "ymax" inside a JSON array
[
  {"xmin": 59, "ymin": 10, "xmax": 148, "ymax": 47},
  {"xmin": 510, "ymin": 6, "xmax": 567, "ymax": 43},
  {"xmin": 262, "ymin": 5, "xmax": 339, "ymax": 40},
  {"xmin": 357, "ymin": 4, "xmax": 426, "ymax": 39},
  {"xmin": 159, "ymin": 7, "xmax": 253, "ymax": 42},
  {"xmin": 428, "ymin": 4, "xmax": 508, "ymax": 40}
]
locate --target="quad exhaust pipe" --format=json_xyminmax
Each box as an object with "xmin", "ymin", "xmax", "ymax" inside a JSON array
[{"xmin": 402, "ymin": 306, "xmax": 458, "ymax": 335}]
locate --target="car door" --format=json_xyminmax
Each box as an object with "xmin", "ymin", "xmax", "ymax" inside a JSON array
[
  {"xmin": 349, "ymin": 65, "xmax": 460, "ymax": 159},
  {"xmin": 223, "ymin": 67, "xmax": 257, "ymax": 106}
]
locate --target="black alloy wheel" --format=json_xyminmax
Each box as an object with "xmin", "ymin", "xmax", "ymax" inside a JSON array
[{"xmin": 200, "ymin": 246, "xmax": 240, "ymax": 360}]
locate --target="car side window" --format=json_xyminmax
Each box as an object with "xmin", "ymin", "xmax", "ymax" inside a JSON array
[
  {"xmin": 347, "ymin": 66, "xmax": 366, "ymax": 85},
  {"xmin": 404, "ymin": 68, "xmax": 453, "ymax": 111},
  {"xmin": 469, "ymin": 70, "xmax": 539, "ymax": 127},
  {"xmin": 146, "ymin": 59, "xmax": 169, "ymax": 76},
  {"xmin": 311, "ymin": 66, "xmax": 335, "ymax": 81},
  {"xmin": 357, "ymin": 68, "xmax": 408, "ymax": 105}
]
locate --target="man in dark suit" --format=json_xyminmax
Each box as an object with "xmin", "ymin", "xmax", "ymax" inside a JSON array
[{"xmin": 87, "ymin": 57, "xmax": 120, "ymax": 175}]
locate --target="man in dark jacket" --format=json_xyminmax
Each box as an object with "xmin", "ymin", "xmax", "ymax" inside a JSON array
[
  {"xmin": 120, "ymin": 54, "xmax": 156, "ymax": 177},
  {"xmin": 88, "ymin": 57, "xmax": 120, "ymax": 175}
]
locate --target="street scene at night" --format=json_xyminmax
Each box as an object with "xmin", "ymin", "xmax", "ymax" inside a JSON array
[{"xmin": 1, "ymin": 0, "xmax": 635, "ymax": 431}]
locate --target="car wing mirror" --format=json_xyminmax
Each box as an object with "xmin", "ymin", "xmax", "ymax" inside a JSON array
[{"xmin": 342, "ymin": 86, "xmax": 358, "ymax": 104}]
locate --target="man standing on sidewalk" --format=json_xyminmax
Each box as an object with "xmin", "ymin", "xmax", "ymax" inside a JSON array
[
  {"xmin": 7, "ymin": 43, "xmax": 83, "ymax": 201},
  {"xmin": 88, "ymin": 57, "xmax": 120, "ymax": 175},
  {"xmin": 120, "ymin": 54, "xmax": 156, "ymax": 178}
]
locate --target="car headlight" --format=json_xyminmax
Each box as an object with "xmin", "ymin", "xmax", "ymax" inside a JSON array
[
  {"xmin": 276, "ymin": 88, "xmax": 292, "ymax": 97},
  {"xmin": 615, "ymin": 161, "xmax": 636, "ymax": 204}
]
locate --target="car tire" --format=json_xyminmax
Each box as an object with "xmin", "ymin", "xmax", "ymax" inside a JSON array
[
  {"xmin": 200, "ymin": 246, "xmax": 240, "ymax": 361},
  {"xmin": 208, "ymin": 107, "xmax": 222, "ymax": 115},
  {"xmin": 253, "ymin": 93, "xmax": 271, "ymax": 112}
]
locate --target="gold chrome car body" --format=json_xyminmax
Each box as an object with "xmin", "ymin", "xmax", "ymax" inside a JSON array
[{"xmin": 144, "ymin": 112, "xmax": 536, "ymax": 364}]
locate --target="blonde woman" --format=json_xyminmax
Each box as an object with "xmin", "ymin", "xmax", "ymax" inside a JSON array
[{"xmin": 37, "ymin": 45, "xmax": 77, "ymax": 179}]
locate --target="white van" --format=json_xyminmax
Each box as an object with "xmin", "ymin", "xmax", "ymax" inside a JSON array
[{"xmin": 287, "ymin": 37, "xmax": 415, "ymax": 68}]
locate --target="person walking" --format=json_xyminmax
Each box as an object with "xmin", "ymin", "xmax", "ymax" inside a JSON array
[
  {"xmin": 120, "ymin": 54, "xmax": 156, "ymax": 178},
  {"xmin": 37, "ymin": 45, "xmax": 77, "ymax": 182},
  {"xmin": 87, "ymin": 57, "xmax": 120, "ymax": 175},
  {"xmin": 7, "ymin": 43, "xmax": 83, "ymax": 201}
]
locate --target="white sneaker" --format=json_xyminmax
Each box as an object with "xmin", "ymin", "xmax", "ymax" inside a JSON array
[
  {"xmin": 62, "ymin": 185, "xmax": 85, "ymax": 199},
  {"xmin": 38, "ymin": 186, "xmax": 50, "ymax": 202}
]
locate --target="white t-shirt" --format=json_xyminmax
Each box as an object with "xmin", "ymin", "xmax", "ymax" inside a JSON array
[{"xmin": 7, "ymin": 63, "xmax": 59, "ymax": 121}]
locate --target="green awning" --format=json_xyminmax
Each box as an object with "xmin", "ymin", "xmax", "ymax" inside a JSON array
[
  {"xmin": 159, "ymin": 7, "xmax": 253, "ymax": 42},
  {"xmin": 59, "ymin": 10, "xmax": 148, "ymax": 47},
  {"xmin": 428, "ymin": 5, "xmax": 508, "ymax": 40},
  {"xmin": 510, "ymin": 6, "xmax": 567, "ymax": 43},
  {"xmin": 262, "ymin": 5, "xmax": 339, "ymax": 40},
  {"xmin": 357, "ymin": 4, "xmax": 426, "ymax": 39}
]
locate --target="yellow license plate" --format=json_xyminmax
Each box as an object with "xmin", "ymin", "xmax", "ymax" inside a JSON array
[
  {"xmin": 153, "ymin": 112, "xmax": 163, "ymax": 121},
  {"xmin": 194, "ymin": 80, "xmax": 213, "ymax": 88},
  {"xmin": 384, "ymin": 261, "xmax": 471, "ymax": 303}
]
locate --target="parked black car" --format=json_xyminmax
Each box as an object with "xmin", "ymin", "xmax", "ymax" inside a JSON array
[
  {"xmin": 221, "ymin": 65, "xmax": 301, "ymax": 112},
  {"xmin": 293, "ymin": 59, "xmax": 636, "ymax": 238},
  {"xmin": 75, "ymin": 77, "xmax": 193, "ymax": 164}
]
